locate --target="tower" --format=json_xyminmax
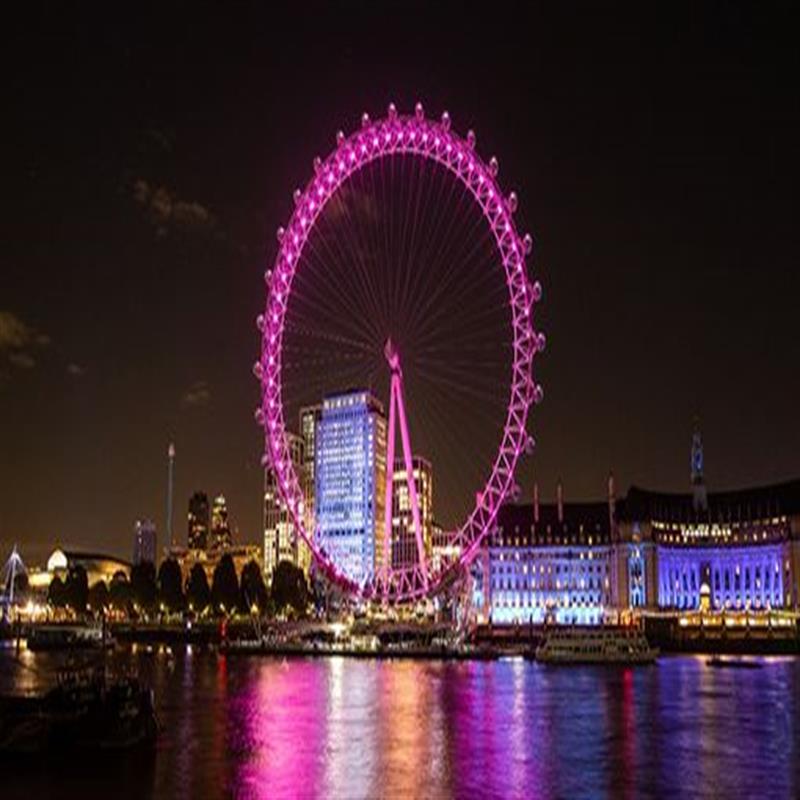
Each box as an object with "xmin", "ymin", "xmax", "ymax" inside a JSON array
[
  {"xmin": 166, "ymin": 442, "xmax": 176, "ymax": 547},
  {"xmin": 315, "ymin": 389, "xmax": 386, "ymax": 585},
  {"xmin": 188, "ymin": 491, "xmax": 210, "ymax": 550},
  {"xmin": 263, "ymin": 433, "xmax": 307, "ymax": 581},
  {"xmin": 298, "ymin": 404, "xmax": 322, "ymax": 569},
  {"xmin": 133, "ymin": 519, "xmax": 157, "ymax": 565},
  {"xmin": 210, "ymin": 494, "xmax": 232, "ymax": 550},
  {"xmin": 391, "ymin": 456, "xmax": 433, "ymax": 569},
  {"xmin": 691, "ymin": 419, "xmax": 707, "ymax": 513}
]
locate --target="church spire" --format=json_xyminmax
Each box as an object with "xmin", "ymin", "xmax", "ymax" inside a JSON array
[{"xmin": 691, "ymin": 418, "xmax": 707, "ymax": 513}]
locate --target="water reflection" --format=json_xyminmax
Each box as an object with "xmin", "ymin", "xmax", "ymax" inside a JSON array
[{"xmin": 1, "ymin": 649, "xmax": 799, "ymax": 799}]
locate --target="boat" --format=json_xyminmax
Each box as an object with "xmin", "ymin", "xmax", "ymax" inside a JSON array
[
  {"xmin": 706, "ymin": 654, "xmax": 762, "ymax": 670},
  {"xmin": 26, "ymin": 624, "xmax": 114, "ymax": 652},
  {"xmin": 534, "ymin": 626, "xmax": 658, "ymax": 665},
  {"xmin": 0, "ymin": 665, "xmax": 158, "ymax": 755}
]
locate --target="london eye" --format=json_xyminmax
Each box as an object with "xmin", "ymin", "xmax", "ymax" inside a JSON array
[{"xmin": 255, "ymin": 103, "xmax": 544, "ymax": 603}]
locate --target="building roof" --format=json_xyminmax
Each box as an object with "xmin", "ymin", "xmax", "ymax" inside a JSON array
[
  {"xmin": 322, "ymin": 389, "xmax": 385, "ymax": 415},
  {"xmin": 62, "ymin": 550, "xmax": 132, "ymax": 568},
  {"xmin": 492, "ymin": 501, "xmax": 613, "ymax": 546},
  {"xmin": 621, "ymin": 479, "xmax": 800, "ymax": 525}
]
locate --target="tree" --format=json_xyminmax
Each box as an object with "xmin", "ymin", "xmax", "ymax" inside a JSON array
[
  {"xmin": 48, "ymin": 574, "xmax": 66, "ymax": 607},
  {"xmin": 239, "ymin": 559, "xmax": 268, "ymax": 613},
  {"xmin": 186, "ymin": 564, "xmax": 211, "ymax": 614},
  {"xmin": 158, "ymin": 558, "xmax": 185, "ymax": 613},
  {"xmin": 271, "ymin": 560, "xmax": 310, "ymax": 616},
  {"xmin": 310, "ymin": 562, "xmax": 343, "ymax": 617},
  {"xmin": 130, "ymin": 561, "xmax": 157, "ymax": 614},
  {"xmin": 211, "ymin": 554, "xmax": 239, "ymax": 614},
  {"xmin": 109, "ymin": 571, "xmax": 131, "ymax": 614},
  {"xmin": 87, "ymin": 581, "xmax": 109, "ymax": 614},
  {"xmin": 64, "ymin": 565, "xmax": 89, "ymax": 613}
]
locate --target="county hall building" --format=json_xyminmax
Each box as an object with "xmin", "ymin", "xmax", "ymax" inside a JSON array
[{"xmin": 475, "ymin": 431, "xmax": 800, "ymax": 623}]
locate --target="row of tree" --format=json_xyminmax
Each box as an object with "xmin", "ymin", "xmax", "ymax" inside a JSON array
[{"xmin": 47, "ymin": 556, "xmax": 310, "ymax": 618}]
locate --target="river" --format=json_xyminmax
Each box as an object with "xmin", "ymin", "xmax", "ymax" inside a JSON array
[{"xmin": 2, "ymin": 647, "xmax": 798, "ymax": 799}]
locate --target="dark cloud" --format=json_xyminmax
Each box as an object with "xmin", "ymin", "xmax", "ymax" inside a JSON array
[
  {"xmin": 8, "ymin": 352, "xmax": 36, "ymax": 369},
  {"xmin": 66, "ymin": 363, "xmax": 86, "ymax": 377},
  {"xmin": 144, "ymin": 128, "xmax": 174, "ymax": 152},
  {"xmin": 132, "ymin": 179, "xmax": 216, "ymax": 236},
  {"xmin": 181, "ymin": 380, "xmax": 211, "ymax": 408},
  {"xmin": 0, "ymin": 311, "xmax": 47, "ymax": 351},
  {"xmin": 0, "ymin": 312, "xmax": 49, "ymax": 371}
]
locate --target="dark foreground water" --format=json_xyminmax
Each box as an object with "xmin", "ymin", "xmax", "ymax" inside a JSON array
[{"xmin": 2, "ymin": 646, "xmax": 799, "ymax": 799}]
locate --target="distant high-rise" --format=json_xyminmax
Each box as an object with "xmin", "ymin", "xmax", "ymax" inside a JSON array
[
  {"xmin": 391, "ymin": 456, "xmax": 433, "ymax": 569},
  {"xmin": 263, "ymin": 433, "xmax": 307, "ymax": 581},
  {"xmin": 299, "ymin": 405, "xmax": 322, "ymax": 571},
  {"xmin": 299, "ymin": 405, "xmax": 322, "ymax": 509},
  {"xmin": 188, "ymin": 491, "xmax": 210, "ymax": 550},
  {"xmin": 166, "ymin": 442, "xmax": 176, "ymax": 546},
  {"xmin": 315, "ymin": 390, "xmax": 386, "ymax": 584},
  {"xmin": 133, "ymin": 519, "xmax": 157, "ymax": 565},
  {"xmin": 210, "ymin": 494, "xmax": 232, "ymax": 550}
]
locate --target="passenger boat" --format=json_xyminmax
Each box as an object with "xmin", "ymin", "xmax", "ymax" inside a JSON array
[
  {"xmin": 26, "ymin": 624, "xmax": 114, "ymax": 652},
  {"xmin": 535, "ymin": 626, "xmax": 658, "ymax": 665},
  {"xmin": 706, "ymin": 654, "xmax": 762, "ymax": 670},
  {"xmin": 0, "ymin": 666, "xmax": 158, "ymax": 755}
]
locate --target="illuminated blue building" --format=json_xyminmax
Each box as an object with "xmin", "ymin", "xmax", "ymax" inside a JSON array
[
  {"xmin": 475, "ymin": 481, "xmax": 617, "ymax": 625},
  {"xmin": 315, "ymin": 391, "xmax": 387, "ymax": 585},
  {"xmin": 474, "ymin": 428, "xmax": 800, "ymax": 625},
  {"xmin": 621, "ymin": 483, "xmax": 799, "ymax": 612},
  {"xmin": 617, "ymin": 429, "xmax": 800, "ymax": 613}
]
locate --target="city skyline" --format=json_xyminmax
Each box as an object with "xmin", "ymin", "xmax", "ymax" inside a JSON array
[{"xmin": 3, "ymin": 4, "xmax": 799, "ymax": 565}]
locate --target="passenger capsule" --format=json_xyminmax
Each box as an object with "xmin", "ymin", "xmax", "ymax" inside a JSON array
[{"xmin": 523, "ymin": 234, "xmax": 534, "ymax": 255}]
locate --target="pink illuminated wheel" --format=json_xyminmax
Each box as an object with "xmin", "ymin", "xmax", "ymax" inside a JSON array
[{"xmin": 255, "ymin": 103, "xmax": 544, "ymax": 603}]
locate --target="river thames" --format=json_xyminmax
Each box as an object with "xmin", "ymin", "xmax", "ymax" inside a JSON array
[{"xmin": 2, "ymin": 648, "xmax": 799, "ymax": 799}]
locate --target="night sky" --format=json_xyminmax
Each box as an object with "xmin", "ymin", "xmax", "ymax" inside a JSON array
[{"xmin": 3, "ymin": 2, "xmax": 798, "ymax": 565}]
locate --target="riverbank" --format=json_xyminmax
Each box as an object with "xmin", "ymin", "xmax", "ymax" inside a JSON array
[{"xmin": 5, "ymin": 617, "xmax": 799, "ymax": 657}]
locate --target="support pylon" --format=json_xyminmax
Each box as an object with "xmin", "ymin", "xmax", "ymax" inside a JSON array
[{"xmin": 383, "ymin": 339, "xmax": 429, "ymax": 599}]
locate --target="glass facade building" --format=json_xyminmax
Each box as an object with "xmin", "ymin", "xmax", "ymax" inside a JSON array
[
  {"xmin": 263, "ymin": 432, "xmax": 308, "ymax": 582},
  {"xmin": 133, "ymin": 518, "xmax": 157, "ymax": 565},
  {"xmin": 391, "ymin": 456, "xmax": 433, "ymax": 569},
  {"xmin": 315, "ymin": 391, "xmax": 386, "ymax": 585},
  {"xmin": 187, "ymin": 491, "xmax": 209, "ymax": 551},
  {"xmin": 210, "ymin": 494, "xmax": 232, "ymax": 550}
]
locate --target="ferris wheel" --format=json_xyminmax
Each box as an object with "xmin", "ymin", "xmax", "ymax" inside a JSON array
[{"xmin": 255, "ymin": 102, "xmax": 544, "ymax": 603}]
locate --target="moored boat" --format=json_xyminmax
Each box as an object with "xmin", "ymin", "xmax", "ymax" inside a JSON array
[
  {"xmin": 706, "ymin": 654, "xmax": 762, "ymax": 670},
  {"xmin": 26, "ymin": 624, "xmax": 114, "ymax": 652},
  {"xmin": 535, "ymin": 626, "xmax": 658, "ymax": 665}
]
